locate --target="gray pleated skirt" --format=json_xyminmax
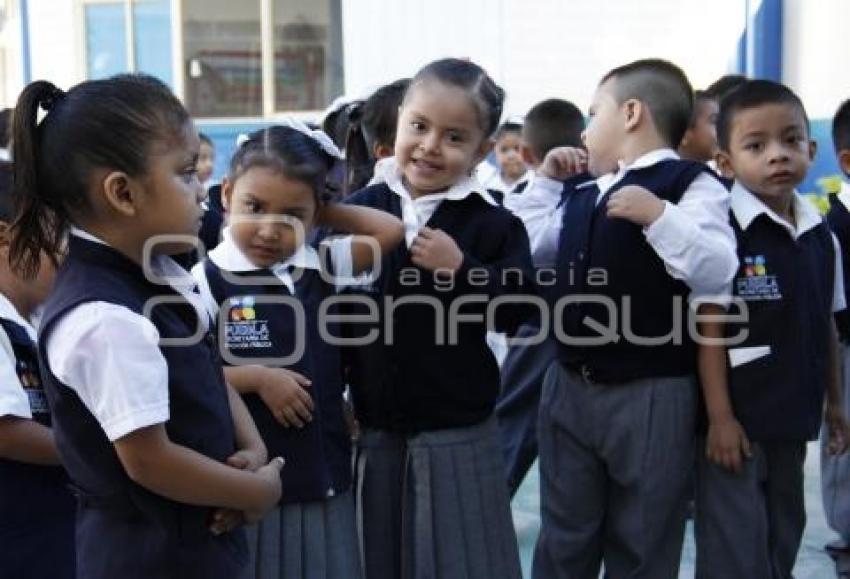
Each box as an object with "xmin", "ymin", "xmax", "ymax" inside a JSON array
[
  {"xmin": 240, "ymin": 488, "xmax": 362, "ymax": 579},
  {"xmin": 355, "ymin": 417, "xmax": 522, "ymax": 579}
]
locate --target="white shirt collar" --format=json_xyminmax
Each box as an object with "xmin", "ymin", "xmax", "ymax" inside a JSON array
[
  {"xmin": 372, "ymin": 157, "xmax": 499, "ymax": 207},
  {"xmin": 0, "ymin": 292, "xmax": 36, "ymax": 341},
  {"xmin": 208, "ymin": 226, "xmax": 321, "ymax": 273},
  {"xmin": 730, "ymin": 181, "xmax": 822, "ymax": 239},
  {"xmin": 598, "ymin": 148, "xmax": 680, "ymax": 195},
  {"xmin": 837, "ymin": 180, "xmax": 850, "ymax": 213},
  {"xmin": 207, "ymin": 227, "xmax": 321, "ymax": 294},
  {"xmin": 69, "ymin": 227, "xmax": 209, "ymax": 328},
  {"xmin": 372, "ymin": 157, "xmax": 498, "ymax": 247}
]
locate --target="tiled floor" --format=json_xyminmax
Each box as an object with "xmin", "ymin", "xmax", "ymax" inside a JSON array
[{"xmin": 511, "ymin": 442, "xmax": 839, "ymax": 578}]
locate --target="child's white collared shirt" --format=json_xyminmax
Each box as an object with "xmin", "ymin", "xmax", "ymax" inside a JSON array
[
  {"xmin": 0, "ymin": 293, "xmax": 38, "ymax": 420},
  {"xmin": 191, "ymin": 226, "xmax": 354, "ymax": 319},
  {"xmin": 44, "ymin": 228, "xmax": 208, "ymax": 442},
  {"xmin": 371, "ymin": 157, "xmax": 498, "ymax": 248},
  {"xmin": 522, "ymin": 148, "xmax": 738, "ymax": 303},
  {"xmin": 730, "ymin": 181, "xmax": 845, "ymax": 312}
]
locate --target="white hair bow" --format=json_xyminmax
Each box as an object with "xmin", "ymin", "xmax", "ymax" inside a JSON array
[{"xmin": 235, "ymin": 117, "xmax": 343, "ymax": 160}]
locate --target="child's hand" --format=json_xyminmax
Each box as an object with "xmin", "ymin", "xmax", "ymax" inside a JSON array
[
  {"xmin": 244, "ymin": 457, "xmax": 285, "ymax": 523},
  {"xmin": 410, "ymin": 227, "xmax": 463, "ymax": 272},
  {"xmin": 258, "ymin": 368, "xmax": 313, "ymax": 428},
  {"xmin": 209, "ymin": 508, "xmax": 245, "ymax": 536},
  {"xmin": 538, "ymin": 147, "xmax": 587, "ymax": 180},
  {"xmin": 826, "ymin": 405, "xmax": 850, "ymax": 455},
  {"xmin": 706, "ymin": 417, "xmax": 752, "ymax": 473},
  {"xmin": 606, "ymin": 185, "xmax": 665, "ymax": 226},
  {"xmin": 226, "ymin": 447, "xmax": 266, "ymax": 472}
]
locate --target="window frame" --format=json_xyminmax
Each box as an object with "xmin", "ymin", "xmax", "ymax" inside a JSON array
[{"xmin": 78, "ymin": 0, "xmax": 342, "ymax": 121}]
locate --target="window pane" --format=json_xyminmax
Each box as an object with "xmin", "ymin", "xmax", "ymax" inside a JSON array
[
  {"xmin": 133, "ymin": 0, "xmax": 173, "ymax": 86},
  {"xmin": 272, "ymin": 0, "xmax": 344, "ymax": 111},
  {"xmin": 182, "ymin": 0, "xmax": 263, "ymax": 118},
  {"xmin": 86, "ymin": 3, "xmax": 128, "ymax": 79}
]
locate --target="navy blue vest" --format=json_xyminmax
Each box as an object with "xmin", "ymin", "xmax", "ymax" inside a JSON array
[
  {"xmin": 827, "ymin": 194, "xmax": 850, "ymax": 341},
  {"xmin": 342, "ymin": 183, "xmax": 536, "ymax": 433},
  {"xmin": 723, "ymin": 211, "xmax": 834, "ymax": 441},
  {"xmin": 38, "ymin": 236, "xmax": 247, "ymax": 579},
  {"xmin": 555, "ymin": 159, "xmax": 715, "ymax": 382},
  {"xmin": 202, "ymin": 258, "xmax": 351, "ymax": 503},
  {"xmin": 0, "ymin": 316, "xmax": 75, "ymax": 579}
]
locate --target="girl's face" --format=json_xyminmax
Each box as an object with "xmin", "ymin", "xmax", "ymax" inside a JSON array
[
  {"xmin": 136, "ymin": 124, "xmax": 206, "ymax": 255},
  {"xmin": 223, "ymin": 166, "xmax": 317, "ymax": 268},
  {"xmin": 394, "ymin": 80, "xmax": 491, "ymax": 198}
]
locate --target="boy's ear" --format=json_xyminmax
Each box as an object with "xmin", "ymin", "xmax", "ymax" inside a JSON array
[
  {"xmin": 623, "ymin": 99, "xmax": 643, "ymax": 132},
  {"xmin": 715, "ymin": 150, "xmax": 735, "ymax": 180},
  {"xmin": 520, "ymin": 143, "xmax": 537, "ymax": 167},
  {"xmin": 102, "ymin": 171, "xmax": 138, "ymax": 217},
  {"xmin": 839, "ymin": 149, "xmax": 850, "ymax": 176},
  {"xmin": 808, "ymin": 139, "xmax": 818, "ymax": 162}
]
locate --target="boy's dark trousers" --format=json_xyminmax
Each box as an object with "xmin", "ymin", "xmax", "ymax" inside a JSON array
[
  {"xmin": 533, "ymin": 362, "xmax": 696, "ymax": 579},
  {"xmin": 695, "ymin": 440, "xmax": 806, "ymax": 579}
]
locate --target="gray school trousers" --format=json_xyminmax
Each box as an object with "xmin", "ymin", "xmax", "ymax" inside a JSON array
[
  {"xmin": 695, "ymin": 440, "xmax": 806, "ymax": 579},
  {"xmin": 533, "ymin": 361, "xmax": 697, "ymax": 579}
]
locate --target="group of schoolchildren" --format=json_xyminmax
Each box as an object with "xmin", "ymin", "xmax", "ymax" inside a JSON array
[{"xmin": 0, "ymin": 54, "xmax": 849, "ymax": 579}]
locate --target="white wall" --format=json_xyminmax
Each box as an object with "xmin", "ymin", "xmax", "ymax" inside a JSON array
[
  {"xmin": 27, "ymin": 0, "xmax": 79, "ymax": 90},
  {"xmin": 342, "ymin": 0, "xmax": 744, "ymax": 118},
  {"xmin": 783, "ymin": 0, "xmax": 850, "ymax": 119}
]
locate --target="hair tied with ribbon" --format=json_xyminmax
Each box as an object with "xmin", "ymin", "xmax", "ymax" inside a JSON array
[{"xmin": 235, "ymin": 133, "xmax": 251, "ymax": 148}]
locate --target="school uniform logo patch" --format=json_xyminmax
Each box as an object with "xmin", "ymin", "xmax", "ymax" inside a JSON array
[
  {"xmin": 224, "ymin": 296, "xmax": 272, "ymax": 349},
  {"xmin": 736, "ymin": 255, "xmax": 782, "ymax": 301},
  {"xmin": 17, "ymin": 359, "xmax": 48, "ymax": 414}
]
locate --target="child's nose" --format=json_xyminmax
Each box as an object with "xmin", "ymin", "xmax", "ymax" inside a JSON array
[
  {"xmin": 767, "ymin": 140, "xmax": 791, "ymax": 162},
  {"xmin": 419, "ymin": 132, "xmax": 440, "ymax": 153}
]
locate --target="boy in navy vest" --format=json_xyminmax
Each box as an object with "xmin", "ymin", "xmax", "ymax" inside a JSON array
[
  {"xmin": 695, "ymin": 80, "xmax": 850, "ymax": 579},
  {"xmin": 823, "ymin": 96, "xmax": 850, "ymax": 576},
  {"xmin": 532, "ymin": 59, "xmax": 738, "ymax": 579}
]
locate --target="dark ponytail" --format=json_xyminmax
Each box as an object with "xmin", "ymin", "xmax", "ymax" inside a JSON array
[
  {"xmin": 10, "ymin": 81, "xmax": 67, "ymax": 279},
  {"xmin": 9, "ymin": 74, "xmax": 189, "ymax": 279},
  {"xmin": 343, "ymin": 102, "xmax": 374, "ymax": 196}
]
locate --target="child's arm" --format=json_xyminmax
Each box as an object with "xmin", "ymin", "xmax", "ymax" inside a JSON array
[
  {"xmin": 224, "ymin": 365, "xmax": 313, "ymax": 428},
  {"xmin": 697, "ymin": 303, "xmax": 752, "ymax": 473},
  {"xmin": 0, "ymin": 416, "xmax": 61, "ymax": 465},
  {"xmin": 316, "ymin": 203, "xmax": 404, "ymax": 274},
  {"xmin": 606, "ymin": 176, "xmax": 738, "ymax": 298},
  {"xmin": 223, "ymin": 383, "xmax": 267, "ymax": 470},
  {"xmin": 113, "ymin": 424, "xmax": 282, "ymax": 512},
  {"xmin": 825, "ymin": 319, "xmax": 850, "ymax": 455}
]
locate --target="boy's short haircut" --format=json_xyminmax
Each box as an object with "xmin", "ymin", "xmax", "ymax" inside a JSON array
[
  {"xmin": 600, "ymin": 58, "xmax": 693, "ymax": 149},
  {"xmin": 362, "ymin": 78, "xmax": 410, "ymax": 150},
  {"xmin": 832, "ymin": 98, "xmax": 850, "ymax": 154},
  {"xmin": 716, "ymin": 79, "xmax": 809, "ymax": 153},
  {"xmin": 494, "ymin": 121, "xmax": 523, "ymax": 142},
  {"xmin": 705, "ymin": 74, "xmax": 748, "ymax": 102},
  {"xmin": 0, "ymin": 161, "xmax": 13, "ymax": 222},
  {"xmin": 199, "ymin": 132, "xmax": 213, "ymax": 147},
  {"xmin": 523, "ymin": 98, "xmax": 584, "ymax": 159}
]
